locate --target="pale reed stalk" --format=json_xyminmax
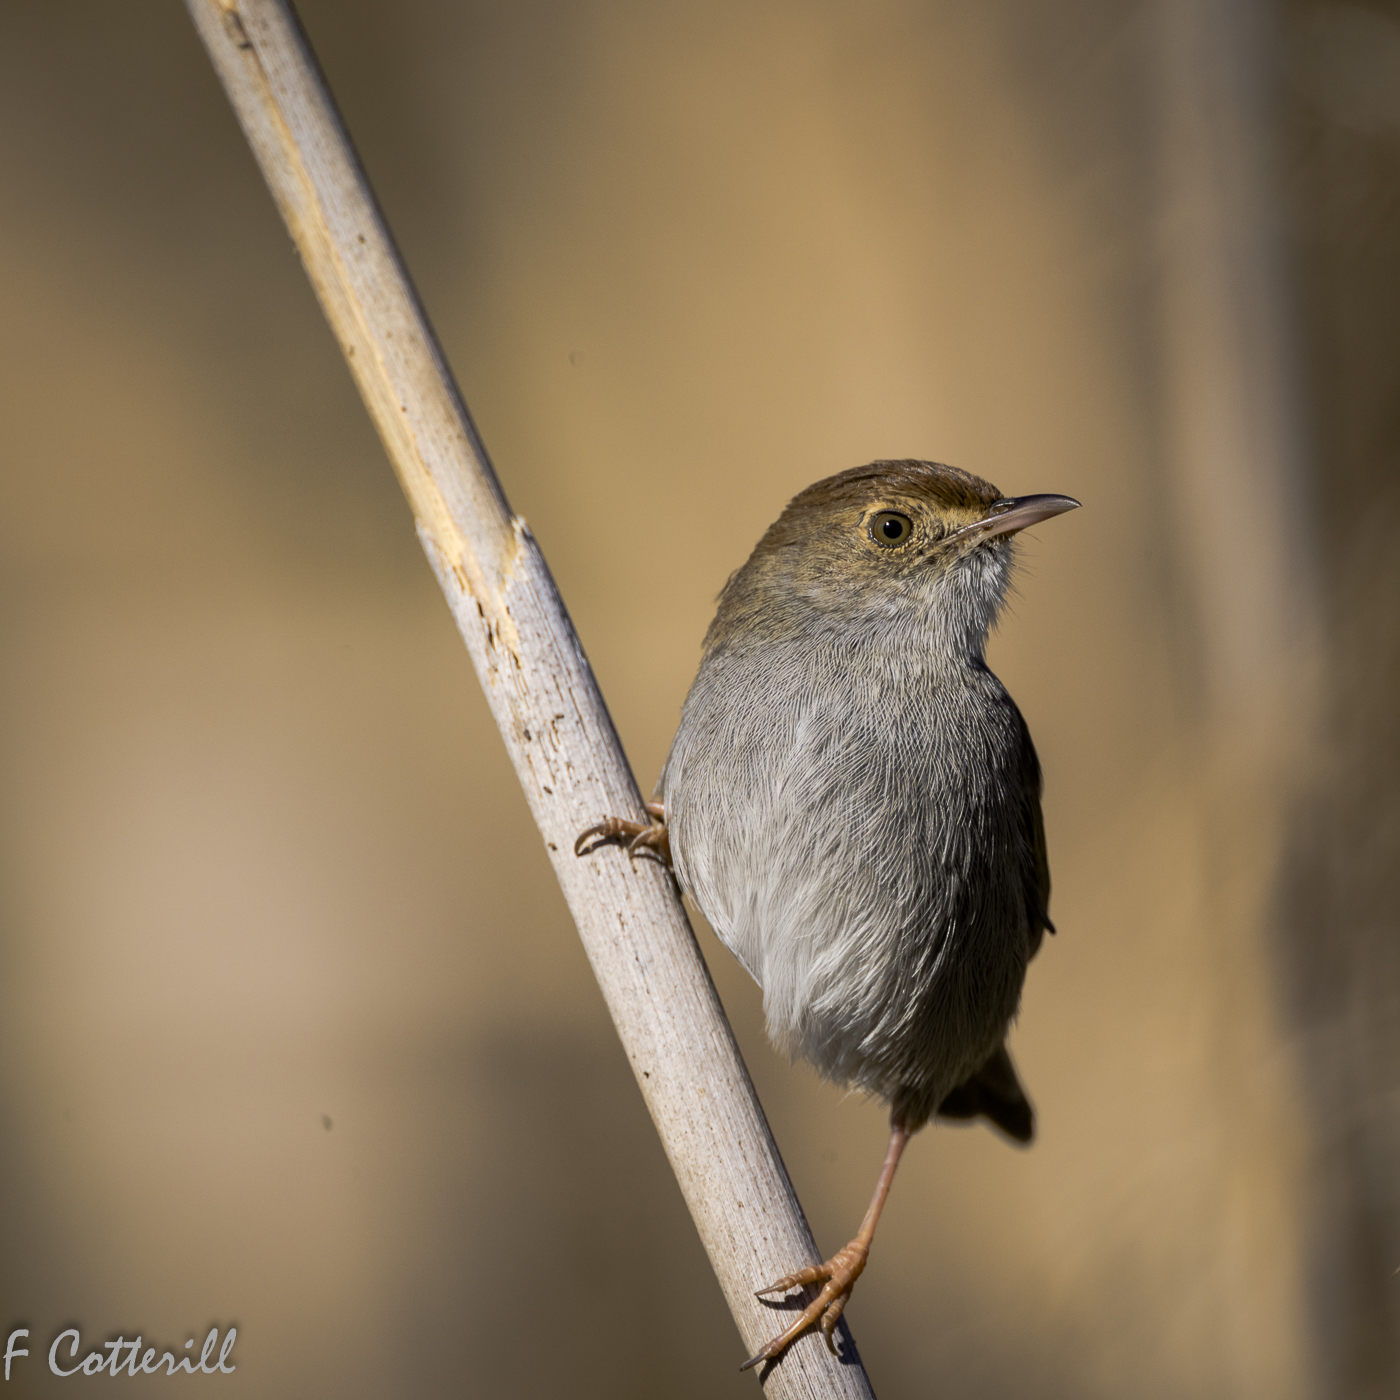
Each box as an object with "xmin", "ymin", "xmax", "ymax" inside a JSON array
[{"xmin": 183, "ymin": 3, "xmax": 876, "ymax": 1394}]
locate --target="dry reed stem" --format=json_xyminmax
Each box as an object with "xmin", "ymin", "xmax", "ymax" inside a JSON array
[{"xmin": 183, "ymin": 2, "xmax": 876, "ymax": 1393}]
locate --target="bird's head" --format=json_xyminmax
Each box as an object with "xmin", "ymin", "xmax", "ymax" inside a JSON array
[{"xmin": 707, "ymin": 459, "xmax": 1079, "ymax": 662}]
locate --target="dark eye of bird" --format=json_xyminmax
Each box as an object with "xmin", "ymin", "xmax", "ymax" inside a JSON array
[{"xmin": 869, "ymin": 511, "xmax": 914, "ymax": 547}]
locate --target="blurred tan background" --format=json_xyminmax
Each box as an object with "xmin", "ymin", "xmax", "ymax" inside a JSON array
[{"xmin": 0, "ymin": 1, "xmax": 1396, "ymax": 1396}]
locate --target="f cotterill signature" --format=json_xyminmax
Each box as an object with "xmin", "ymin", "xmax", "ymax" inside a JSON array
[{"xmin": 4, "ymin": 1326, "xmax": 237, "ymax": 1378}]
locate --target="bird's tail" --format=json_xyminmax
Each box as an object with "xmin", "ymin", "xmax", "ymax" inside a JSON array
[{"xmin": 936, "ymin": 1041, "xmax": 1035, "ymax": 1144}]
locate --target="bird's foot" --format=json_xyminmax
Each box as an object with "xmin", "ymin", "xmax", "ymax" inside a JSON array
[
  {"xmin": 573, "ymin": 801, "xmax": 671, "ymax": 866},
  {"xmin": 740, "ymin": 1240, "xmax": 868, "ymax": 1371}
]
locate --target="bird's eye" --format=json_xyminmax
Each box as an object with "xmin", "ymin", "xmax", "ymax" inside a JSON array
[{"xmin": 869, "ymin": 511, "xmax": 914, "ymax": 548}]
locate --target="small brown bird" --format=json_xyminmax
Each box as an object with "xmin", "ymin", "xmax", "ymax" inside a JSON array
[{"xmin": 578, "ymin": 460, "xmax": 1077, "ymax": 1369}]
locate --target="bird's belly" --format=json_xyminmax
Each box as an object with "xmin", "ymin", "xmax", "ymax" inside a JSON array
[{"xmin": 664, "ymin": 674, "xmax": 1031, "ymax": 1107}]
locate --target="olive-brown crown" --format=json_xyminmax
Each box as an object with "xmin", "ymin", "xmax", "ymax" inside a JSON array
[
  {"xmin": 758, "ymin": 459, "xmax": 1003, "ymax": 551},
  {"xmin": 704, "ymin": 460, "xmax": 1014, "ymax": 656}
]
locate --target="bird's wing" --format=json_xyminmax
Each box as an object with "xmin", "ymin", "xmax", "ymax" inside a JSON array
[{"xmin": 1017, "ymin": 708, "xmax": 1054, "ymax": 960}]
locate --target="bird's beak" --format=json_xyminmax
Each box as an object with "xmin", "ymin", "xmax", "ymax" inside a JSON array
[{"xmin": 950, "ymin": 493, "xmax": 1081, "ymax": 544}]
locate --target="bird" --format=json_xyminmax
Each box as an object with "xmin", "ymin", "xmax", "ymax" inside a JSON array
[{"xmin": 576, "ymin": 459, "xmax": 1078, "ymax": 1370}]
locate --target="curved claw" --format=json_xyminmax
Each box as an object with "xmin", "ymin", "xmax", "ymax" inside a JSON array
[
  {"xmin": 573, "ymin": 805, "xmax": 671, "ymax": 867},
  {"xmin": 573, "ymin": 817, "xmax": 636, "ymax": 857},
  {"xmin": 820, "ymin": 1292, "xmax": 848, "ymax": 1354},
  {"xmin": 626, "ymin": 824, "xmax": 671, "ymax": 863},
  {"xmin": 740, "ymin": 1242, "xmax": 867, "ymax": 1371},
  {"xmin": 754, "ymin": 1263, "xmax": 827, "ymax": 1297}
]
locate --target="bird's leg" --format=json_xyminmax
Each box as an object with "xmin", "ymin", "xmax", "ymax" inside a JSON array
[
  {"xmin": 573, "ymin": 800, "xmax": 671, "ymax": 866},
  {"xmin": 741, "ymin": 1121, "xmax": 911, "ymax": 1371}
]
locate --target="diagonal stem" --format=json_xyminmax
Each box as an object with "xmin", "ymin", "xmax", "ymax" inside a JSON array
[{"xmin": 182, "ymin": 1, "xmax": 875, "ymax": 1393}]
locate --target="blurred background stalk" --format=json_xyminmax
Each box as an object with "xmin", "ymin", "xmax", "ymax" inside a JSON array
[
  {"xmin": 1275, "ymin": 4, "xmax": 1400, "ymax": 1396},
  {"xmin": 1154, "ymin": 1, "xmax": 1320, "ymax": 1395}
]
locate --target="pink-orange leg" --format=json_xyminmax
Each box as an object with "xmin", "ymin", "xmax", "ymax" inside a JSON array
[
  {"xmin": 741, "ymin": 1123, "xmax": 911, "ymax": 1371},
  {"xmin": 573, "ymin": 800, "xmax": 670, "ymax": 866}
]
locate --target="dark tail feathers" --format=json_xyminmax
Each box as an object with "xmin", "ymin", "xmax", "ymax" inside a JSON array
[{"xmin": 936, "ymin": 1042, "xmax": 1035, "ymax": 1144}]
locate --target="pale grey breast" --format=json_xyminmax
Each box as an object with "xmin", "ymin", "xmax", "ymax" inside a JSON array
[{"xmin": 660, "ymin": 630, "xmax": 1035, "ymax": 1124}]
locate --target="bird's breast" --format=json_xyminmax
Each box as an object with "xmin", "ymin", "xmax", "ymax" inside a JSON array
[{"xmin": 659, "ymin": 641, "xmax": 1031, "ymax": 1100}]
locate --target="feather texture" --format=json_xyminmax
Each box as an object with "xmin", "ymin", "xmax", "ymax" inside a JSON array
[{"xmin": 659, "ymin": 460, "xmax": 1055, "ymax": 1133}]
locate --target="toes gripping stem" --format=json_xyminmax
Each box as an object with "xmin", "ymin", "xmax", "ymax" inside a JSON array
[{"xmin": 573, "ymin": 802, "xmax": 670, "ymax": 865}]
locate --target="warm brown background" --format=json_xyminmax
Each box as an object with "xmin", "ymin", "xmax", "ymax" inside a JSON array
[{"xmin": 1, "ymin": 2, "xmax": 1396, "ymax": 1397}]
